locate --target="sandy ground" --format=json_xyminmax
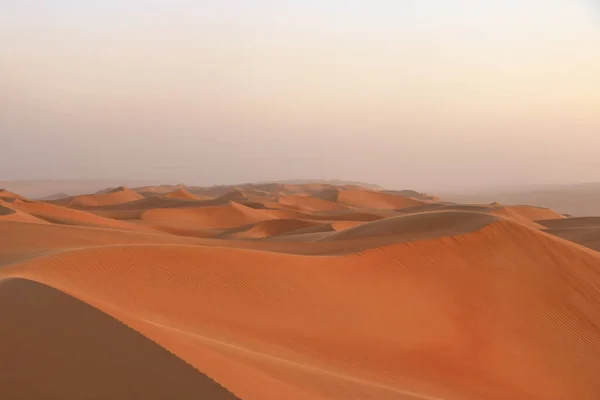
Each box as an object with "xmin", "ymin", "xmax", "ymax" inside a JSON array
[{"xmin": 1, "ymin": 184, "xmax": 600, "ymax": 399}]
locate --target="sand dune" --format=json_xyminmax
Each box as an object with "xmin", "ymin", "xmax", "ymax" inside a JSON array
[
  {"xmin": 537, "ymin": 216, "xmax": 600, "ymax": 230},
  {"xmin": 0, "ymin": 203, "xmax": 49, "ymax": 224},
  {"xmin": 222, "ymin": 219, "xmax": 324, "ymax": 239},
  {"xmin": 335, "ymin": 189, "xmax": 426, "ymax": 210},
  {"xmin": 490, "ymin": 206, "xmax": 563, "ymax": 229},
  {"xmin": 0, "ymin": 278, "xmax": 239, "ymax": 400},
  {"xmin": 141, "ymin": 202, "xmax": 276, "ymax": 229},
  {"xmin": 536, "ymin": 217, "xmax": 600, "ymax": 252},
  {"xmin": 2, "ymin": 183, "xmax": 600, "ymax": 399},
  {"xmin": 2, "ymin": 220, "xmax": 600, "ymax": 399},
  {"xmin": 10, "ymin": 200, "xmax": 155, "ymax": 232},
  {"xmin": 321, "ymin": 211, "xmax": 498, "ymax": 242},
  {"xmin": 278, "ymin": 195, "xmax": 349, "ymax": 212},
  {"xmin": 134, "ymin": 184, "xmax": 187, "ymax": 196},
  {"xmin": 163, "ymin": 188, "xmax": 205, "ymax": 200},
  {"xmin": 0, "ymin": 189, "xmax": 26, "ymax": 201},
  {"xmin": 63, "ymin": 186, "xmax": 144, "ymax": 208}
]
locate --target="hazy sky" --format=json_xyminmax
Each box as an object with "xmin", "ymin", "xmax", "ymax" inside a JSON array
[{"xmin": 2, "ymin": 1, "xmax": 599, "ymax": 191}]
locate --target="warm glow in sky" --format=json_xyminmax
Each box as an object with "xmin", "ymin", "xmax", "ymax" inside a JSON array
[{"xmin": 1, "ymin": 1, "xmax": 599, "ymax": 190}]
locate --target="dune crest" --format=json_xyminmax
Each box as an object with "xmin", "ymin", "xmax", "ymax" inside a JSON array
[{"xmin": 64, "ymin": 186, "xmax": 144, "ymax": 208}]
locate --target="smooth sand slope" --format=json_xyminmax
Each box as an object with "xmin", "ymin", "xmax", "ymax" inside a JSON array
[{"xmin": 1, "ymin": 183, "xmax": 600, "ymax": 400}]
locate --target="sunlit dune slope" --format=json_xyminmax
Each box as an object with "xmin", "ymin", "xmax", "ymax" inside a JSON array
[
  {"xmin": 9, "ymin": 200, "xmax": 155, "ymax": 232},
  {"xmin": 335, "ymin": 189, "xmax": 427, "ymax": 210},
  {"xmin": 0, "ymin": 278, "xmax": 240, "ymax": 400},
  {"xmin": 2, "ymin": 219, "xmax": 600, "ymax": 399},
  {"xmin": 0, "ymin": 189, "xmax": 26, "ymax": 201},
  {"xmin": 278, "ymin": 195, "xmax": 349, "ymax": 212},
  {"xmin": 62, "ymin": 186, "xmax": 144, "ymax": 208},
  {"xmin": 0, "ymin": 203, "xmax": 48, "ymax": 224},
  {"xmin": 491, "ymin": 205, "xmax": 565, "ymax": 228},
  {"xmin": 141, "ymin": 202, "xmax": 276, "ymax": 229},
  {"xmin": 163, "ymin": 188, "xmax": 204, "ymax": 200}
]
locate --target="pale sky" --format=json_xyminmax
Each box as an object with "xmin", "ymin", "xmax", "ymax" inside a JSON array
[{"xmin": 1, "ymin": 1, "xmax": 599, "ymax": 191}]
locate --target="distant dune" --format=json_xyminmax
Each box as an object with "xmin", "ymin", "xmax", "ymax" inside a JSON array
[
  {"xmin": 441, "ymin": 182, "xmax": 600, "ymax": 217},
  {"xmin": 2, "ymin": 181, "xmax": 600, "ymax": 399}
]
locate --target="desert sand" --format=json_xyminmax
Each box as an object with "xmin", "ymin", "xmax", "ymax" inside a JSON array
[{"xmin": 1, "ymin": 183, "xmax": 600, "ymax": 399}]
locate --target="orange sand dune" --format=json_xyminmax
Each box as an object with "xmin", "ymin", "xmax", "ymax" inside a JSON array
[
  {"xmin": 0, "ymin": 203, "xmax": 49, "ymax": 224},
  {"xmin": 87, "ymin": 196, "xmax": 209, "ymax": 213},
  {"xmin": 134, "ymin": 184, "xmax": 187, "ymax": 196},
  {"xmin": 2, "ymin": 219, "xmax": 600, "ymax": 399},
  {"xmin": 10, "ymin": 200, "xmax": 155, "ymax": 232},
  {"xmin": 222, "ymin": 219, "xmax": 324, "ymax": 239},
  {"xmin": 3, "ymin": 183, "xmax": 600, "ymax": 400},
  {"xmin": 62, "ymin": 186, "xmax": 144, "ymax": 208},
  {"xmin": 491, "ymin": 205, "xmax": 565, "ymax": 229},
  {"xmin": 537, "ymin": 217, "xmax": 600, "ymax": 252},
  {"xmin": 321, "ymin": 211, "xmax": 498, "ymax": 242},
  {"xmin": 141, "ymin": 201, "xmax": 276, "ymax": 229},
  {"xmin": 0, "ymin": 278, "xmax": 240, "ymax": 400},
  {"xmin": 0, "ymin": 189, "xmax": 26, "ymax": 201},
  {"xmin": 399, "ymin": 202, "xmax": 497, "ymax": 214},
  {"xmin": 537, "ymin": 216, "xmax": 600, "ymax": 230},
  {"xmin": 278, "ymin": 195, "xmax": 349, "ymax": 212},
  {"xmin": 163, "ymin": 188, "xmax": 205, "ymax": 200},
  {"xmin": 335, "ymin": 189, "xmax": 427, "ymax": 210}
]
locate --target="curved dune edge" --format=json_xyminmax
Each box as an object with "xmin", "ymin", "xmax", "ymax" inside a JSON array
[
  {"xmin": 335, "ymin": 189, "xmax": 427, "ymax": 210},
  {"xmin": 3, "ymin": 219, "xmax": 600, "ymax": 399},
  {"xmin": 65, "ymin": 187, "xmax": 145, "ymax": 208},
  {"xmin": 0, "ymin": 203, "xmax": 50, "ymax": 224},
  {"xmin": 163, "ymin": 188, "xmax": 204, "ymax": 200},
  {"xmin": 221, "ymin": 219, "xmax": 324, "ymax": 239},
  {"xmin": 9, "ymin": 201, "xmax": 156, "ymax": 232},
  {"xmin": 320, "ymin": 211, "xmax": 498, "ymax": 242},
  {"xmin": 491, "ymin": 205, "xmax": 565, "ymax": 229},
  {"xmin": 278, "ymin": 195, "xmax": 349, "ymax": 212},
  {"xmin": 0, "ymin": 278, "xmax": 240, "ymax": 400}
]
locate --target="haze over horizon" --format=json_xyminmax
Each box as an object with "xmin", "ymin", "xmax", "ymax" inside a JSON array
[{"xmin": 2, "ymin": 1, "xmax": 599, "ymax": 191}]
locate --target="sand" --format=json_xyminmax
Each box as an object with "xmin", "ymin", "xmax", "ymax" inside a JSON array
[
  {"xmin": 2, "ymin": 183, "xmax": 600, "ymax": 399},
  {"xmin": 63, "ymin": 186, "xmax": 144, "ymax": 208},
  {"xmin": 0, "ymin": 278, "xmax": 239, "ymax": 400}
]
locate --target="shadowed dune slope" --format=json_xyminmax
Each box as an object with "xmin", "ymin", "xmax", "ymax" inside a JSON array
[
  {"xmin": 335, "ymin": 189, "xmax": 426, "ymax": 210},
  {"xmin": 537, "ymin": 217, "xmax": 600, "ymax": 230},
  {"xmin": 537, "ymin": 218, "xmax": 600, "ymax": 252},
  {"xmin": 0, "ymin": 204, "xmax": 15, "ymax": 216},
  {"xmin": 222, "ymin": 219, "xmax": 324, "ymax": 239},
  {"xmin": 0, "ymin": 278, "xmax": 239, "ymax": 400},
  {"xmin": 3, "ymin": 220, "xmax": 600, "ymax": 399},
  {"xmin": 321, "ymin": 211, "xmax": 498, "ymax": 242}
]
